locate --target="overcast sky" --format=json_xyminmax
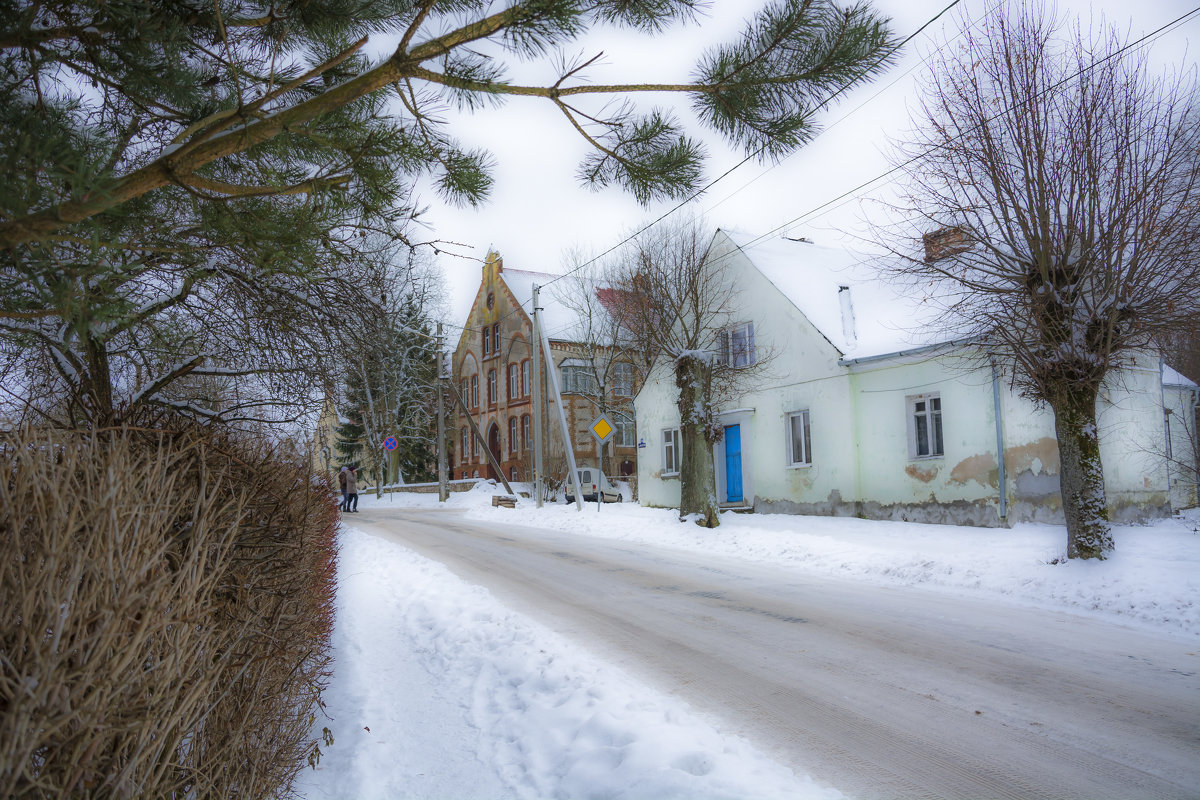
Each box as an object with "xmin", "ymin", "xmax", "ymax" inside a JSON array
[{"xmin": 400, "ymin": 0, "xmax": 1198, "ymax": 324}]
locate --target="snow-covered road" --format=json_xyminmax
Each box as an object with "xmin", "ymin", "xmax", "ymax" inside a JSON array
[{"xmin": 355, "ymin": 507, "xmax": 1200, "ymax": 800}]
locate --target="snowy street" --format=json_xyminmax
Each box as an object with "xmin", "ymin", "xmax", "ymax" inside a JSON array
[{"xmin": 298, "ymin": 495, "xmax": 1200, "ymax": 800}]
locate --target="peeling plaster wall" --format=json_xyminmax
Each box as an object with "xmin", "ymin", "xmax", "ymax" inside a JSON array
[{"xmin": 633, "ymin": 234, "xmax": 1179, "ymax": 526}]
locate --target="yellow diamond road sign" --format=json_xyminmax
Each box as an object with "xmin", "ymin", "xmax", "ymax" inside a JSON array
[{"xmin": 591, "ymin": 414, "xmax": 614, "ymax": 444}]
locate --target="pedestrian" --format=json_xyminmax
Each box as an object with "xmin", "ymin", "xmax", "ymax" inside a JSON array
[
  {"xmin": 338, "ymin": 466, "xmax": 348, "ymax": 511},
  {"xmin": 346, "ymin": 466, "xmax": 359, "ymax": 513}
]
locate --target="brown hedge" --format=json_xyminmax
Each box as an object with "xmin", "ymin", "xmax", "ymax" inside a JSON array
[{"xmin": 0, "ymin": 424, "xmax": 338, "ymax": 798}]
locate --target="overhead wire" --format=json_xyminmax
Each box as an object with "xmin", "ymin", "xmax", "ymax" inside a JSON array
[{"xmin": 438, "ymin": 0, "xmax": 972, "ymax": 348}]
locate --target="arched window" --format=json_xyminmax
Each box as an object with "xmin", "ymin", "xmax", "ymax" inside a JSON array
[
  {"xmin": 521, "ymin": 360, "xmax": 531, "ymax": 396},
  {"xmin": 508, "ymin": 417, "xmax": 519, "ymax": 453},
  {"xmin": 487, "ymin": 369, "xmax": 497, "ymax": 404}
]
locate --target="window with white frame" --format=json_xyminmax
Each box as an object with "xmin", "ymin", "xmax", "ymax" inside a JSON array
[
  {"xmin": 560, "ymin": 359, "xmax": 598, "ymax": 395},
  {"xmin": 787, "ymin": 409, "xmax": 812, "ymax": 466},
  {"xmin": 718, "ymin": 322, "xmax": 756, "ymax": 368},
  {"xmin": 509, "ymin": 363, "xmax": 520, "ymax": 399},
  {"xmin": 612, "ymin": 411, "xmax": 636, "ymax": 447},
  {"xmin": 613, "ymin": 362, "xmax": 634, "ymax": 397},
  {"xmin": 482, "ymin": 326, "xmax": 490, "ymax": 356},
  {"xmin": 522, "ymin": 414, "xmax": 531, "ymax": 450},
  {"xmin": 487, "ymin": 369, "xmax": 497, "ymax": 404},
  {"xmin": 470, "ymin": 374, "xmax": 479, "ymax": 408},
  {"xmin": 521, "ymin": 360, "xmax": 530, "ymax": 396},
  {"xmin": 908, "ymin": 393, "xmax": 944, "ymax": 458},
  {"xmin": 460, "ymin": 427, "xmax": 469, "ymax": 463},
  {"xmin": 662, "ymin": 427, "xmax": 681, "ymax": 475},
  {"xmin": 508, "ymin": 417, "xmax": 518, "ymax": 453}
]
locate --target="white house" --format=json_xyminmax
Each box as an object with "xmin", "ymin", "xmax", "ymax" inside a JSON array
[{"xmin": 635, "ymin": 229, "xmax": 1199, "ymax": 525}]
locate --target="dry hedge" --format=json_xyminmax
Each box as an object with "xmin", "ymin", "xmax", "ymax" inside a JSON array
[{"xmin": 0, "ymin": 425, "xmax": 338, "ymax": 798}]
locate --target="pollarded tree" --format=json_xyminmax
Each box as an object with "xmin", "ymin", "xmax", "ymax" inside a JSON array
[
  {"xmin": 608, "ymin": 218, "xmax": 766, "ymax": 527},
  {"xmin": 878, "ymin": 2, "xmax": 1200, "ymax": 558}
]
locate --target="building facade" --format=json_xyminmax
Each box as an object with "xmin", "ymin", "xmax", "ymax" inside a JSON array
[
  {"xmin": 451, "ymin": 252, "xmax": 641, "ymax": 488},
  {"xmin": 635, "ymin": 230, "xmax": 1199, "ymax": 524}
]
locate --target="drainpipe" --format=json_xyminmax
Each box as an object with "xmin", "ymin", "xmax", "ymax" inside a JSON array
[
  {"xmin": 990, "ymin": 354, "xmax": 1008, "ymax": 522},
  {"xmin": 1159, "ymin": 357, "xmax": 1172, "ymax": 502}
]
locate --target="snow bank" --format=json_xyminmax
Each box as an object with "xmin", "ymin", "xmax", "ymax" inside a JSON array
[
  {"xmin": 297, "ymin": 525, "xmax": 842, "ymax": 800},
  {"xmin": 374, "ymin": 485, "xmax": 1200, "ymax": 640}
]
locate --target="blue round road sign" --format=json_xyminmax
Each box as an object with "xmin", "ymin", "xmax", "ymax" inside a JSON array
[{"xmin": 383, "ymin": 436, "xmax": 398, "ymax": 451}]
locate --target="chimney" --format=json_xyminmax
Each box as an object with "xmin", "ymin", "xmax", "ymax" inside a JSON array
[
  {"xmin": 838, "ymin": 285, "xmax": 857, "ymax": 349},
  {"xmin": 923, "ymin": 226, "xmax": 971, "ymax": 263}
]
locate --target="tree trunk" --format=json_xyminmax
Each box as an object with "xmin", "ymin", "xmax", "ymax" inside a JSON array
[
  {"xmin": 676, "ymin": 355, "xmax": 720, "ymax": 527},
  {"xmin": 1051, "ymin": 390, "xmax": 1113, "ymax": 559}
]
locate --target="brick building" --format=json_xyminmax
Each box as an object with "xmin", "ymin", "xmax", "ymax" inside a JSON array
[{"xmin": 451, "ymin": 252, "xmax": 641, "ymax": 487}]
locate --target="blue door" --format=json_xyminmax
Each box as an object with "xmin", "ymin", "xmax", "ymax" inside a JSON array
[{"xmin": 724, "ymin": 424, "xmax": 743, "ymax": 503}]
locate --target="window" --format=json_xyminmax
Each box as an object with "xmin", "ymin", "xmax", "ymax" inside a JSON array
[
  {"xmin": 510, "ymin": 467, "xmax": 517, "ymax": 482},
  {"xmin": 522, "ymin": 414, "xmax": 531, "ymax": 450},
  {"xmin": 487, "ymin": 370, "xmax": 496, "ymax": 405},
  {"xmin": 472, "ymin": 428, "xmax": 479, "ymax": 457},
  {"xmin": 493, "ymin": 323, "xmax": 501, "ymax": 355},
  {"xmin": 509, "ymin": 363, "xmax": 520, "ymax": 399},
  {"xmin": 909, "ymin": 393, "xmax": 944, "ymax": 458},
  {"xmin": 613, "ymin": 362, "xmax": 634, "ymax": 397},
  {"xmin": 508, "ymin": 417, "xmax": 518, "ymax": 453},
  {"xmin": 787, "ymin": 410, "xmax": 812, "ymax": 466},
  {"xmin": 662, "ymin": 427, "xmax": 681, "ymax": 475},
  {"xmin": 460, "ymin": 379, "xmax": 468, "ymax": 408},
  {"xmin": 613, "ymin": 411, "xmax": 636, "ymax": 447},
  {"xmin": 561, "ymin": 359, "xmax": 597, "ymax": 395},
  {"xmin": 470, "ymin": 374, "xmax": 479, "ymax": 408},
  {"xmin": 522, "ymin": 360, "xmax": 531, "ymax": 396},
  {"xmin": 461, "ymin": 427, "xmax": 469, "ymax": 463},
  {"xmin": 719, "ymin": 322, "xmax": 756, "ymax": 368},
  {"xmin": 482, "ymin": 326, "xmax": 490, "ymax": 356}
]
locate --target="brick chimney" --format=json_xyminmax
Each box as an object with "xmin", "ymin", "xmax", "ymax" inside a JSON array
[{"xmin": 923, "ymin": 226, "xmax": 971, "ymax": 263}]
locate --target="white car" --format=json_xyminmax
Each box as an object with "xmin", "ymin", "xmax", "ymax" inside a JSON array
[{"xmin": 564, "ymin": 467, "xmax": 622, "ymax": 503}]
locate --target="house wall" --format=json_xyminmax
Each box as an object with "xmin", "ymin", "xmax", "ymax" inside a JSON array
[
  {"xmin": 452, "ymin": 252, "xmax": 640, "ymax": 489},
  {"xmin": 1164, "ymin": 383, "xmax": 1199, "ymax": 510},
  {"xmin": 634, "ymin": 233, "xmax": 1181, "ymax": 526}
]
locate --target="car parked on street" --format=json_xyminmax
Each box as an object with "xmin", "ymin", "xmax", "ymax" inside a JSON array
[{"xmin": 564, "ymin": 467, "xmax": 622, "ymax": 503}]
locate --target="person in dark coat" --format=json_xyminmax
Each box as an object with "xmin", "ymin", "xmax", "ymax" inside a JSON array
[
  {"xmin": 338, "ymin": 466, "xmax": 349, "ymax": 511},
  {"xmin": 345, "ymin": 466, "xmax": 359, "ymax": 512}
]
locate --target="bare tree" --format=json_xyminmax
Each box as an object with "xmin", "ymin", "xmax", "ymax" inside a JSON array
[
  {"xmin": 609, "ymin": 218, "xmax": 767, "ymax": 527},
  {"xmin": 877, "ymin": 2, "xmax": 1200, "ymax": 558},
  {"xmin": 550, "ymin": 256, "xmax": 645, "ymax": 477}
]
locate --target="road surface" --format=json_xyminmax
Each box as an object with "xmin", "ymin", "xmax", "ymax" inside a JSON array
[{"xmin": 351, "ymin": 507, "xmax": 1200, "ymax": 800}]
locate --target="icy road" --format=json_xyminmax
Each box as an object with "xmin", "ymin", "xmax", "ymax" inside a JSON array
[{"xmin": 355, "ymin": 507, "xmax": 1200, "ymax": 800}]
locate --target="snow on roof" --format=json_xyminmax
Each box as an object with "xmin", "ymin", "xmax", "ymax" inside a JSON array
[
  {"xmin": 718, "ymin": 230, "xmax": 945, "ymax": 359},
  {"xmin": 1163, "ymin": 363, "xmax": 1198, "ymax": 388},
  {"xmin": 499, "ymin": 267, "xmax": 583, "ymax": 338}
]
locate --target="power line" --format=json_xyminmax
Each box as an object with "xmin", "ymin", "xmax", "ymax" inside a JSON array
[
  {"xmin": 723, "ymin": 4, "xmax": 1200, "ymax": 258},
  {"xmin": 442, "ymin": 0, "xmax": 972, "ymax": 342}
]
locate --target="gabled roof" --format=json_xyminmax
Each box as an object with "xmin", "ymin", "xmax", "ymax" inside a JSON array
[
  {"xmin": 1163, "ymin": 363, "xmax": 1198, "ymax": 388},
  {"xmin": 499, "ymin": 267, "xmax": 581, "ymax": 337},
  {"xmin": 718, "ymin": 229, "xmax": 946, "ymax": 359}
]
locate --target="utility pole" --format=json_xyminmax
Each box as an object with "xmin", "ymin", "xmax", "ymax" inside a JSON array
[
  {"xmin": 532, "ymin": 285, "xmax": 544, "ymax": 507},
  {"xmin": 436, "ymin": 322, "xmax": 449, "ymax": 502}
]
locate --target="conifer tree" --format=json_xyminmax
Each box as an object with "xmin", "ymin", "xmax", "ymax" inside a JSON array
[{"xmin": 1, "ymin": 0, "xmax": 898, "ymax": 427}]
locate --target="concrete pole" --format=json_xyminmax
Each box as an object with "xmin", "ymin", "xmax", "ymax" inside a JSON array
[
  {"xmin": 538, "ymin": 313, "xmax": 583, "ymax": 511},
  {"xmin": 532, "ymin": 285, "xmax": 545, "ymax": 508},
  {"xmin": 436, "ymin": 322, "xmax": 449, "ymax": 503}
]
